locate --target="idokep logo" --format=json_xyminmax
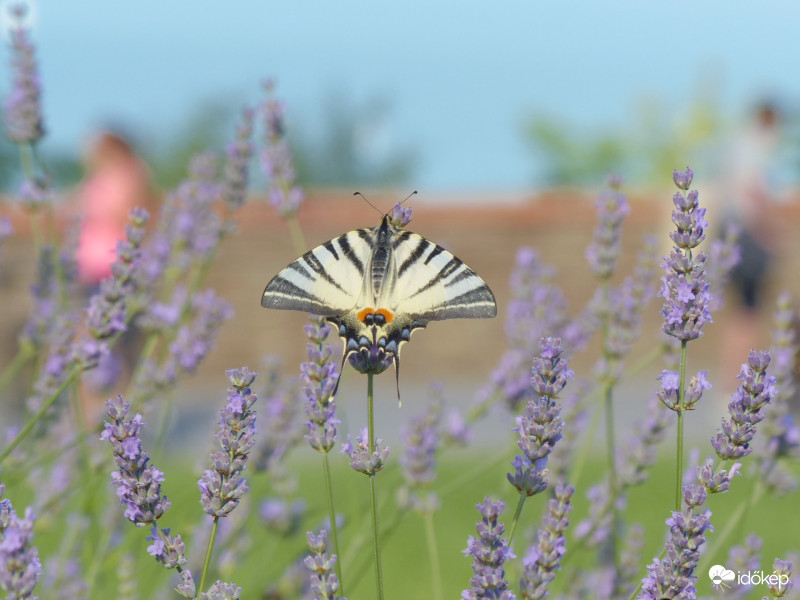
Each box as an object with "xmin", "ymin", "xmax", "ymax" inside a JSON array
[{"xmin": 708, "ymin": 564, "xmax": 791, "ymax": 592}]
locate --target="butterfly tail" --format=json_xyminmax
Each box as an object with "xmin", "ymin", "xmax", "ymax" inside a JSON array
[{"xmin": 394, "ymin": 354, "xmax": 401, "ymax": 408}]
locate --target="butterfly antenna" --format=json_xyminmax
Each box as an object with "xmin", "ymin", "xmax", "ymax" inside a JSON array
[
  {"xmin": 398, "ymin": 190, "xmax": 418, "ymax": 207},
  {"xmin": 353, "ymin": 192, "xmax": 383, "ymax": 217},
  {"xmin": 394, "ymin": 355, "xmax": 402, "ymax": 407}
]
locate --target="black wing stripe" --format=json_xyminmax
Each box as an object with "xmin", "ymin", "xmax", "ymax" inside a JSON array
[
  {"xmin": 391, "ymin": 230, "xmax": 413, "ymax": 249},
  {"xmin": 407, "ymin": 257, "xmax": 464, "ymax": 299},
  {"xmin": 263, "ymin": 277, "xmax": 320, "ymax": 304},
  {"xmin": 288, "ymin": 261, "xmax": 314, "ymax": 280},
  {"xmin": 302, "ymin": 251, "xmax": 349, "ymax": 294},
  {"xmin": 397, "ymin": 237, "xmax": 432, "ymax": 279},
  {"xmin": 337, "ymin": 235, "xmax": 365, "ymax": 275},
  {"xmin": 323, "ymin": 240, "xmax": 339, "ymax": 260},
  {"xmin": 446, "ymin": 286, "xmax": 496, "ymax": 307},
  {"xmin": 443, "ymin": 268, "xmax": 477, "ymax": 288},
  {"xmin": 424, "ymin": 244, "xmax": 445, "ymax": 265}
]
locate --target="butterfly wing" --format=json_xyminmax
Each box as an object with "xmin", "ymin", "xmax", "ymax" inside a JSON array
[
  {"xmin": 388, "ymin": 230, "xmax": 497, "ymax": 321},
  {"xmin": 261, "ymin": 228, "xmax": 374, "ymax": 317}
]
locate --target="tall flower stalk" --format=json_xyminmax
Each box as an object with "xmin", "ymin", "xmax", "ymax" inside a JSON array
[
  {"xmin": 658, "ymin": 166, "xmax": 713, "ymax": 512},
  {"xmin": 302, "ymin": 316, "xmax": 345, "ymax": 593}
]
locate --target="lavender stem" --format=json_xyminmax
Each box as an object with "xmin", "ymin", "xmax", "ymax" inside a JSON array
[
  {"xmin": 0, "ymin": 364, "xmax": 82, "ymax": 465},
  {"xmin": 506, "ymin": 491, "xmax": 527, "ymax": 545},
  {"xmin": 287, "ymin": 214, "xmax": 307, "ymax": 256},
  {"xmin": 199, "ymin": 516, "xmax": 219, "ymax": 594},
  {"xmin": 322, "ymin": 451, "xmax": 345, "ymax": 593},
  {"xmin": 604, "ymin": 379, "xmax": 619, "ymax": 571},
  {"xmin": 675, "ymin": 340, "xmax": 688, "ymax": 512},
  {"xmin": 423, "ymin": 513, "xmax": 444, "ymax": 600},
  {"xmin": 367, "ymin": 372, "xmax": 385, "ymax": 600}
]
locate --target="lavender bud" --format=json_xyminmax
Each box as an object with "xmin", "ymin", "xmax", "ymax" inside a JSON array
[
  {"xmin": 462, "ymin": 498, "xmax": 516, "ymax": 600},
  {"xmin": 3, "ymin": 4, "xmax": 45, "ymax": 144},
  {"xmin": 672, "ymin": 166, "xmax": 694, "ymax": 190},
  {"xmin": 341, "ymin": 427, "xmax": 389, "ymax": 476}
]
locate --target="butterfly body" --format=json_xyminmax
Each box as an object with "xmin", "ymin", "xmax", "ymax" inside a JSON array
[{"xmin": 262, "ymin": 212, "xmax": 497, "ymax": 388}]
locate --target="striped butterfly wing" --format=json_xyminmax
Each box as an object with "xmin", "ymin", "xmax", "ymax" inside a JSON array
[
  {"xmin": 388, "ymin": 230, "xmax": 497, "ymax": 322},
  {"xmin": 261, "ymin": 228, "xmax": 374, "ymax": 317}
]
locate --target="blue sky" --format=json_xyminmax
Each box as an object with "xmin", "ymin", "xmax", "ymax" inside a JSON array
[{"xmin": 2, "ymin": 1, "xmax": 799, "ymax": 191}]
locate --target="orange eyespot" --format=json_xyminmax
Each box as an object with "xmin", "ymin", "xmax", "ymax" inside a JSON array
[
  {"xmin": 356, "ymin": 308, "xmax": 394, "ymax": 324},
  {"xmin": 357, "ymin": 308, "xmax": 374, "ymax": 323}
]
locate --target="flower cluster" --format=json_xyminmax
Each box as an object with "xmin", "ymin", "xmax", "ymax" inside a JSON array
[
  {"xmin": 389, "ymin": 202, "xmax": 413, "ymax": 228},
  {"xmin": 341, "ymin": 427, "xmax": 389, "ymax": 476},
  {"xmin": 710, "ymin": 350, "xmax": 775, "ymax": 461},
  {"xmin": 302, "ymin": 316, "xmax": 340, "ymax": 453},
  {"xmin": 304, "ymin": 530, "xmax": 345, "ymax": 600},
  {"xmin": 508, "ymin": 338, "xmax": 569, "ymax": 497},
  {"xmin": 659, "ymin": 167, "xmax": 713, "ymax": 341},
  {"xmin": 201, "ymin": 580, "xmax": 243, "ymax": 600},
  {"xmin": 462, "ymin": 498, "xmax": 516, "ymax": 600},
  {"xmin": 0, "ymin": 484, "xmax": 42, "ymax": 599},
  {"xmin": 100, "ymin": 396, "xmax": 171, "ymax": 526},
  {"xmin": 767, "ymin": 558, "xmax": 793, "ymax": 598},
  {"xmin": 398, "ymin": 397, "xmax": 441, "ymax": 514},
  {"xmin": 656, "ymin": 368, "xmax": 711, "ymax": 412},
  {"xmin": 3, "ymin": 3, "xmax": 45, "ymax": 144},
  {"xmin": 638, "ymin": 484, "xmax": 713, "ymax": 600},
  {"xmin": 199, "ymin": 367, "xmax": 258, "ymax": 517},
  {"xmin": 261, "ymin": 80, "xmax": 304, "ymax": 218},
  {"xmin": 222, "ymin": 107, "xmax": 255, "ymax": 212},
  {"xmin": 586, "ymin": 174, "xmax": 630, "ymax": 279},
  {"xmin": 518, "ymin": 482, "xmax": 574, "ymax": 600}
]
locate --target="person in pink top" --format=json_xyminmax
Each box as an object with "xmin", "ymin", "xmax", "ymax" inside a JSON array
[{"xmin": 76, "ymin": 130, "xmax": 153, "ymax": 287}]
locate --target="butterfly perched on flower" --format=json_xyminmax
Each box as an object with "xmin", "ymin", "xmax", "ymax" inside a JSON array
[{"xmin": 261, "ymin": 203, "xmax": 497, "ymax": 399}]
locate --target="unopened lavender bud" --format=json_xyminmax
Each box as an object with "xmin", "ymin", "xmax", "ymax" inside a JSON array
[
  {"xmin": 672, "ymin": 166, "xmax": 694, "ymax": 190},
  {"xmin": 389, "ymin": 202, "xmax": 413, "ymax": 228}
]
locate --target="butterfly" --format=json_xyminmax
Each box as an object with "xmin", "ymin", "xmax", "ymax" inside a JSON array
[{"xmin": 261, "ymin": 208, "xmax": 497, "ymax": 400}]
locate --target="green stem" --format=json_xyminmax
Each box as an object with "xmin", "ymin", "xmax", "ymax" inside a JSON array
[
  {"xmin": 199, "ymin": 517, "xmax": 219, "ymax": 594},
  {"xmin": 506, "ymin": 492, "xmax": 527, "ymax": 546},
  {"xmin": 423, "ymin": 513, "xmax": 443, "ymax": 600},
  {"xmin": 675, "ymin": 340, "xmax": 688, "ymax": 512},
  {"xmin": 604, "ymin": 380, "xmax": 619, "ymax": 571},
  {"xmin": 366, "ymin": 372, "xmax": 384, "ymax": 600},
  {"xmin": 152, "ymin": 393, "xmax": 174, "ymax": 458},
  {"xmin": 0, "ymin": 365, "xmax": 82, "ymax": 466},
  {"xmin": 322, "ymin": 451, "xmax": 345, "ymax": 595},
  {"xmin": 0, "ymin": 348, "xmax": 33, "ymax": 397}
]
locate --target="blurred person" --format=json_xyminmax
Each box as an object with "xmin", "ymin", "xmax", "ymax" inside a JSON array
[
  {"xmin": 717, "ymin": 100, "xmax": 786, "ymax": 385},
  {"xmin": 73, "ymin": 129, "xmax": 155, "ymax": 420},
  {"xmin": 75, "ymin": 129, "xmax": 154, "ymax": 288}
]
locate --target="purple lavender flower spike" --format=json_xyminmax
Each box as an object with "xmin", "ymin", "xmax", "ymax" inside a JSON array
[
  {"xmin": 146, "ymin": 525, "xmax": 187, "ymax": 569},
  {"xmin": 767, "ymin": 558, "xmax": 793, "ymax": 597},
  {"xmin": 101, "ymin": 395, "xmax": 171, "ymax": 526},
  {"xmin": 462, "ymin": 498, "xmax": 516, "ymax": 600},
  {"xmin": 3, "ymin": 3, "xmax": 45, "ymax": 144},
  {"xmin": 0, "ymin": 486, "xmax": 42, "ymax": 599},
  {"xmin": 658, "ymin": 168, "xmax": 713, "ymax": 342},
  {"xmin": 724, "ymin": 535, "xmax": 762, "ymax": 600},
  {"xmin": 304, "ymin": 529, "xmax": 345, "ymax": 600},
  {"xmin": 519, "ymin": 482, "xmax": 574, "ymax": 600},
  {"xmin": 398, "ymin": 395, "xmax": 442, "ymax": 514},
  {"xmin": 389, "ymin": 202, "xmax": 413, "ymax": 228},
  {"xmin": 586, "ymin": 175, "xmax": 630, "ymax": 280},
  {"xmin": 176, "ymin": 570, "xmax": 197, "ymax": 599},
  {"xmin": 199, "ymin": 367, "xmax": 258, "ymax": 517},
  {"xmin": 508, "ymin": 337, "xmax": 569, "ymax": 497},
  {"xmin": 341, "ymin": 427, "xmax": 389, "ymax": 476},
  {"xmin": 261, "ymin": 80, "xmax": 304, "ymax": 218},
  {"xmin": 302, "ymin": 316, "xmax": 340, "ymax": 453},
  {"xmin": 672, "ymin": 166, "xmax": 693, "ymax": 190},
  {"xmin": 711, "ymin": 350, "xmax": 776, "ymax": 461},
  {"xmin": 222, "ymin": 107, "xmax": 254, "ymax": 212},
  {"xmin": 201, "ymin": 580, "xmax": 243, "ymax": 599},
  {"xmin": 638, "ymin": 484, "xmax": 713, "ymax": 600}
]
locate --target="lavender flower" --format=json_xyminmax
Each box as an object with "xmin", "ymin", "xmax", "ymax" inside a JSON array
[
  {"xmin": 659, "ymin": 166, "xmax": 713, "ymax": 341},
  {"xmin": 518, "ymin": 482, "xmax": 574, "ymax": 600},
  {"xmin": 615, "ymin": 525, "xmax": 645, "ymax": 599},
  {"xmin": 24, "ymin": 312, "xmax": 78, "ymax": 415},
  {"xmin": 586, "ymin": 174, "xmax": 630, "ymax": 280},
  {"xmin": 304, "ymin": 530, "xmax": 345, "ymax": 600},
  {"xmin": 638, "ymin": 484, "xmax": 713, "ymax": 600},
  {"xmin": 389, "ymin": 201, "xmax": 413, "ymax": 228},
  {"xmin": 462, "ymin": 498, "xmax": 516, "ymax": 600},
  {"xmin": 341, "ymin": 427, "xmax": 389, "ymax": 476},
  {"xmin": 302, "ymin": 316, "xmax": 340, "ymax": 453},
  {"xmin": 0, "ymin": 485, "xmax": 42, "ymax": 599},
  {"xmin": 710, "ymin": 350, "xmax": 776, "ymax": 461},
  {"xmin": 398, "ymin": 397, "xmax": 441, "ymax": 514},
  {"xmin": 222, "ymin": 107, "xmax": 254, "ymax": 212},
  {"xmin": 657, "ymin": 368, "xmax": 711, "ymax": 412},
  {"xmin": 508, "ymin": 338, "xmax": 569, "ymax": 496},
  {"xmin": 766, "ymin": 558, "xmax": 793, "ymax": 597},
  {"xmin": 199, "ymin": 367, "xmax": 258, "ymax": 517},
  {"xmin": 101, "ymin": 396, "xmax": 171, "ymax": 526},
  {"xmin": 725, "ymin": 535, "xmax": 762, "ymax": 600},
  {"xmin": 706, "ymin": 224, "xmax": 741, "ymax": 311},
  {"xmin": 146, "ymin": 525, "xmax": 187, "ymax": 569},
  {"xmin": 16, "ymin": 178, "xmax": 54, "ymax": 210},
  {"xmin": 479, "ymin": 248, "xmax": 579, "ymax": 412},
  {"xmin": 176, "ymin": 570, "xmax": 197, "ymax": 599},
  {"xmin": 261, "ymin": 80, "xmax": 304, "ymax": 218},
  {"xmin": 3, "ymin": 3, "xmax": 45, "ymax": 144},
  {"xmin": 200, "ymin": 580, "xmax": 242, "ymax": 600},
  {"xmin": 260, "ymin": 498, "xmax": 305, "ymax": 537}
]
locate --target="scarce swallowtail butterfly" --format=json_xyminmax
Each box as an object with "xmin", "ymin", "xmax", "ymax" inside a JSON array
[{"xmin": 261, "ymin": 204, "xmax": 497, "ymax": 400}]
